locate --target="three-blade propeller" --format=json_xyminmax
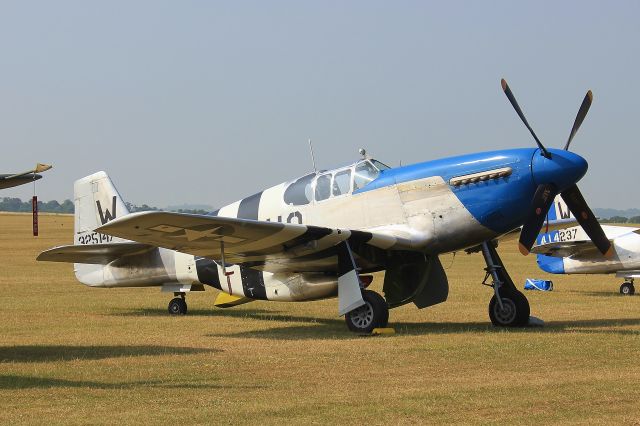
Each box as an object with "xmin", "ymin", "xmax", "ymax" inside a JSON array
[{"xmin": 501, "ymin": 79, "xmax": 613, "ymax": 258}]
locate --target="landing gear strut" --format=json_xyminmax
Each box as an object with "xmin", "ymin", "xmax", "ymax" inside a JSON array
[
  {"xmin": 480, "ymin": 242, "xmax": 530, "ymax": 327},
  {"xmin": 168, "ymin": 292, "xmax": 187, "ymax": 315},
  {"xmin": 620, "ymin": 279, "xmax": 635, "ymax": 296}
]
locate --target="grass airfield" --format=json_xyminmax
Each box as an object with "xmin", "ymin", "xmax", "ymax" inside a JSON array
[{"xmin": 1, "ymin": 213, "xmax": 639, "ymax": 425}]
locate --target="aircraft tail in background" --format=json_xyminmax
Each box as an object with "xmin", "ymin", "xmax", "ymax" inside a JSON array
[
  {"xmin": 74, "ymin": 171, "xmax": 131, "ymax": 245},
  {"xmin": 546, "ymin": 194, "xmax": 573, "ymax": 222}
]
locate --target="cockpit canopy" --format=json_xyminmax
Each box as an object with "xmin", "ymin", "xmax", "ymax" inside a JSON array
[{"xmin": 283, "ymin": 159, "xmax": 390, "ymax": 206}]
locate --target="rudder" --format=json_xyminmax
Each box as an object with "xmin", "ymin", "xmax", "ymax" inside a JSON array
[{"xmin": 74, "ymin": 171, "xmax": 130, "ymax": 245}]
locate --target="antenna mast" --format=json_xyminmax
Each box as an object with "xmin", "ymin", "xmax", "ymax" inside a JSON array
[{"xmin": 308, "ymin": 138, "xmax": 317, "ymax": 173}]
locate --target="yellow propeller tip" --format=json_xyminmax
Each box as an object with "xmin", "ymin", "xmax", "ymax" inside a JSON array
[{"xmin": 604, "ymin": 246, "xmax": 614, "ymax": 258}]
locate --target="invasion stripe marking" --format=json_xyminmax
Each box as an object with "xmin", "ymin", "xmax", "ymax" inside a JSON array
[
  {"xmin": 236, "ymin": 191, "xmax": 266, "ymax": 299},
  {"xmin": 195, "ymin": 258, "xmax": 222, "ymax": 290},
  {"xmin": 282, "ymin": 227, "xmax": 334, "ymax": 251},
  {"xmin": 240, "ymin": 266, "xmax": 267, "ymax": 300}
]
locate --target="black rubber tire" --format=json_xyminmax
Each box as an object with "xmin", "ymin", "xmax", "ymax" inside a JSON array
[
  {"xmin": 371, "ymin": 292, "xmax": 389, "ymax": 328},
  {"xmin": 345, "ymin": 290, "xmax": 389, "ymax": 333},
  {"xmin": 489, "ymin": 289, "xmax": 530, "ymax": 327},
  {"xmin": 620, "ymin": 283, "xmax": 635, "ymax": 296},
  {"xmin": 168, "ymin": 298, "xmax": 187, "ymax": 315}
]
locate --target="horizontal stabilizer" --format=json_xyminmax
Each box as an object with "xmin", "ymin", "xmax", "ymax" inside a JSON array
[
  {"xmin": 37, "ymin": 243, "xmax": 154, "ymax": 264},
  {"xmin": 214, "ymin": 292, "xmax": 254, "ymax": 308}
]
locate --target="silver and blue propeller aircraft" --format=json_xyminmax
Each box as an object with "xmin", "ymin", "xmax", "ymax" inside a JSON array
[
  {"xmin": 38, "ymin": 80, "xmax": 613, "ymax": 333},
  {"xmin": 534, "ymin": 215, "xmax": 640, "ymax": 296}
]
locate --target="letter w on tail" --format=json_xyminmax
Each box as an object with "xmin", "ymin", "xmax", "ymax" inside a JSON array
[{"xmin": 96, "ymin": 196, "xmax": 117, "ymax": 225}]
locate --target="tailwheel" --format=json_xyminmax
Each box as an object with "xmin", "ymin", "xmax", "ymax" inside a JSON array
[
  {"xmin": 489, "ymin": 290, "xmax": 530, "ymax": 327},
  {"xmin": 345, "ymin": 290, "xmax": 389, "ymax": 333},
  {"xmin": 168, "ymin": 297, "xmax": 187, "ymax": 315},
  {"xmin": 620, "ymin": 282, "xmax": 635, "ymax": 296}
]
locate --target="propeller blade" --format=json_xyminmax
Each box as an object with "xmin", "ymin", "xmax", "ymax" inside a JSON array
[
  {"xmin": 519, "ymin": 184, "xmax": 558, "ymax": 255},
  {"xmin": 563, "ymin": 90, "xmax": 593, "ymax": 151},
  {"xmin": 560, "ymin": 184, "xmax": 613, "ymax": 257},
  {"xmin": 501, "ymin": 78, "xmax": 551, "ymax": 158}
]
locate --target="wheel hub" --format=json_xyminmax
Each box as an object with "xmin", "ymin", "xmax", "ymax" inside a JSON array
[
  {"xmin": 349, "ymin": 302, "xmax": 374, "ymax": 329},
  {"xmin": 493, "ymin": 298, "xmax": 517, "ymax": 324}
]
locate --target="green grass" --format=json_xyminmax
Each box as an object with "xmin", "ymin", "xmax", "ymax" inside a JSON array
[{"xmin": 1, "ymin": 213, "xmax": 639, "ymax": 425}]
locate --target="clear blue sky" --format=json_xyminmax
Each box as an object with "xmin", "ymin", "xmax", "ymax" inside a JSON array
[{"xmin": 1, "ymin": 1, "xmax": 638, "ymax": 208}]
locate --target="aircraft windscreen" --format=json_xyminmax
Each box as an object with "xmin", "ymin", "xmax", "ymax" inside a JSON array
[
  {"xmin": 353, "ymin": 161, "xmax": 380, "ymax": 190},
  {"xmin": 283, "ymin": 173, "xmax": 314, "ymax": 205}
]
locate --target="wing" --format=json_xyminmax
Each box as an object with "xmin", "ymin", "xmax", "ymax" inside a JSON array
[
  {"xmin": 532, "ymin": 225, "xmax": 637, "ymax": 258},
  {"xmin": 0, "ymin": 173, "xmax": 43, "ymax": 190},
  {"xmin": 531, "ymin": 240, "xmax": 600, "ymax": 258},
  {"xmin": 37, "ymin": 242, "xmax": 155, "ymax": 264},
  {"xmin": 96, "ymin": 211, "xmax": 413, "ymax": 273},
  {"xmin": 0, "ymin": 164, "xmax": 52, "ymax": 190}
]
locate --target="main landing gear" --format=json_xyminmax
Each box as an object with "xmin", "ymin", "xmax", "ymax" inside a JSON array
[
  {"xmin": 168, "ymin": 292, "xmax": 188, "ymax": 315},
  {"xmin": 620, "ymin": 279, "xmax": 635, "ymax": 296},
  {"xmin": 480, "ymin": 242, "xmax": 531, "ymax": 327},
  {"xmin": 345, "ymin": 289, "xmax": 389, "ymax": 333}
]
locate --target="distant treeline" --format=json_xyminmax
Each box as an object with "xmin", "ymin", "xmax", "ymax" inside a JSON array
[
  {"xmin": 0, "ymin": 197, "xmax": 74, "ymax": 213},
  {"xmin": 0, "ymin": 197, "xmax": 210, "ymax": 215},
  {"xmin": 600, "ymin": 215, "xmax": 640, "ymax": 224},
  {"xmin": 2, "ymin": 196, "xmax": 636, "ymax": 222}
]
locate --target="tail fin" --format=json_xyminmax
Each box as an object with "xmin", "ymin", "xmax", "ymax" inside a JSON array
[
  {"xmin": 74, "ymin": 171, "xmax": 130, "ymax": 245},
  {"xmin": 547, "ymin": 194, "xmax": 573, "ymax": 222}
]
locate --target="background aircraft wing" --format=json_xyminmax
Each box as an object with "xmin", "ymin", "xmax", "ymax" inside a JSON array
[
  {"xmin": 0, "ymin": 173, "xmax": 43, "ymax": 190},
  {"xmin": 0, "ymin": 164, "xmax": 52, "ymax": 190},
  {"xmin": 532, "ymin": 224, "xmax": 638, "ymax": 258},
  {"xmin": 531, "ymin": 239, "xmax": 600, "ymax": 258},
  {"xmin": 97, "ymin": 211, "xmax": 415, "ymax": 272},
  {"xmin": 37, "ymin": 242, "xmax": 155, "ymax": 264}
]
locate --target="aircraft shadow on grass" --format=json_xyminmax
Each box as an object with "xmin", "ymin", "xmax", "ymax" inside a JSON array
[
  {"xmin": 0, "ymin": 345, "xmax": 219, "ymax": 363},
  {"xmin": 114, "ymin": 307, "xmax": 640, "ymax": 340},
  {"xmin": 0, "ymin": 374, "xmax": 266, "ymax": 390},
  {"xmin": 204, "ymin": 312, "xmax": 640, "ymax": 340},
  {"xmin": 115, "ymin": 308, "xmax": 281, "ymax": 318},
  {"xmin": 564, "ymin": 290, "xmax": 639, "ymax": 298}
]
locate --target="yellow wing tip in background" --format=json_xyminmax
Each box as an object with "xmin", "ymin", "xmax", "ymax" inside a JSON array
[
  {"xmin": 35, "ymin": 163, "xmax": 52, "ymax": 173},
  {"xmin": 604, "ymin": 245, "xmax": 615, "ymax": 259}
]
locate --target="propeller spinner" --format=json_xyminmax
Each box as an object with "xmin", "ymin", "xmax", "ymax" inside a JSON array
[{"xmin": 501, "ymin": 79, "xmax": 613, "ymax": 258}]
